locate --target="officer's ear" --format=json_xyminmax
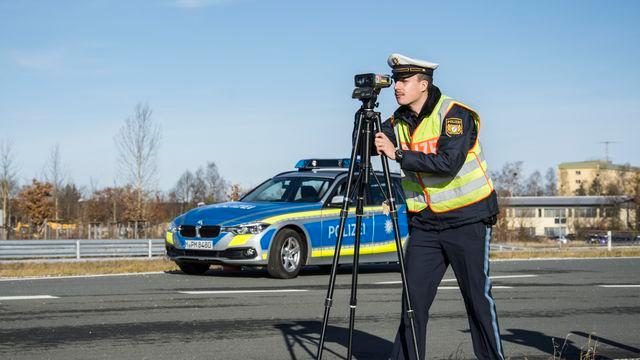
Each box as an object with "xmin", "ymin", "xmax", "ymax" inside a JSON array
[
  {"xmin": 420, "ymin": 80, "xmax": 429, "ymax": 92},
  {"xmin": 417, "ymin": 74, "xmax": 430, "ymax": 92}
]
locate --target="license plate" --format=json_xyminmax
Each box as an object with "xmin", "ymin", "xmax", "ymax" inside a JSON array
[{"xmin": 185, "ymin": 240, "xmax": 213, "ymax": 250}]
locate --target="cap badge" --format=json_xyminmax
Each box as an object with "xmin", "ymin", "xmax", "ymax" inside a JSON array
[{"xmin": 392, "ymin": 57, "xmax": 399, "ymax": 65}]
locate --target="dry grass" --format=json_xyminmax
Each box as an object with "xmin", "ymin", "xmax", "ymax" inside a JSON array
[
  {"xmin": 578, "ymin": 336, "xmax": 598, "ymax": 360},
  {"xmin": 552, "ymin": 333, "xmax": 598, "ymax": 360},
  {"xmin": 0, "ymin": 258, "xmax": 180, "ymax": 278},
  {"xmin": 499, "ymin": 239, "xmax": 633, "ymax": 248},
  {"xmin": 491, "ymin": 247, "xmax": 640, "ymax": 260}
]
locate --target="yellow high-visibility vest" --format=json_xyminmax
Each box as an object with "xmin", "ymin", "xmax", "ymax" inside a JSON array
[{"xmin": 394, "ymin": 95, "xmax": 494, "ymax": 213}]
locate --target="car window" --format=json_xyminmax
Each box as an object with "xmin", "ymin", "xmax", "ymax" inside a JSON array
[
  {"xmin": 325, "ymin": 176, "xmax": 406, "ymax": 207},
  {"xmin": 246, "ymin": 179, "xmax": 291, "ymax": 202},
  {"xmin": 292, "ymin": 179, "xmax": 330, "ymax": 202},
  {"xmin": 367, "ymin": 181, "xmax": 386, "ymax": 206},
  {"xmin": 367, "ymin": 177, "xmax": 406, "ymax": 206},
  {"xmin": 324, "ymin": 179, "xmax": 349, "ymax": 207},
  {"xmin": 241, "ymin": 177, "xmax": 331, "ymax": 203},
  {"xmin": 333, "ymin": 180, "xmax": 348, "ymax": 197}
]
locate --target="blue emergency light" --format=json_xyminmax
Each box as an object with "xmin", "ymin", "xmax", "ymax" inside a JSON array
[{"xmin": 295, "ymin": 158, "xmax": 353, "ymax": 171}]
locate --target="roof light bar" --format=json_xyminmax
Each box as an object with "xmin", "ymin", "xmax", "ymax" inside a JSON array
[{"xmin": 295, "ymin": 159, "xmax": 353, "ymax": 171}]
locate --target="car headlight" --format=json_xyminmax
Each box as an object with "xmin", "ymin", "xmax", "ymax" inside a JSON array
[
  {"xmin": 221, "ymin": 222, "xmax": 269, "ymax": 235},
  {"xmin": 167, "ymin": 223, "xmax": 179, "ymax": 233}
]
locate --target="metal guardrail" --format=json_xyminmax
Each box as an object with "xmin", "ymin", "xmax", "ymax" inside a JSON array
[
  {"xmin": 491, "ymin": 244, "xmax": 527, "ymax": 251},
  {"xmin": 0, "ymin": 239, "xmax": 165, "ymax": 260},
  {"xmin": 490, "ymin": 242, "xmax": 639, "ymax": 252},
  {"xmin": 0, "ymin": 239, "xmax": 636, "ymax": 261}
]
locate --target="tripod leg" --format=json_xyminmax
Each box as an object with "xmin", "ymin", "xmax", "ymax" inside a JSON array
[
  {"xmin": 347, "ymin": 161, "xmax": 367, "ymax": 360},
  {"xmin": 374, "ymin": 114, "xmax": 421, "ymax": 360},
  {"xmin": 316, "ymin": 110, "xmax": 365, "ymax": 360},
  {"xmin": 347, "ymin": 104, "xmax": 375, "ymax": 359}
]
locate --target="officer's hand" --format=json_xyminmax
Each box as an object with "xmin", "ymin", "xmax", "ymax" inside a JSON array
[{"xmin": 375, "ymin": 132, "xmax": 395, "ymax": 159}]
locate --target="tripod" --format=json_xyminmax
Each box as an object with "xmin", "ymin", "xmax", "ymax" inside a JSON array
[{"xmin": 315, "ymin": 89, "xmax": 420, "ymax": 360}]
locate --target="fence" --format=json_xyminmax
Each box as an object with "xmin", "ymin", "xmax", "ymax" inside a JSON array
[
  {"xmin": 0, "ymin": 239, "xmax": 165, "ymax": 260},
  {"xmin": 0, "ymin": 239, "xmax": 636, "ymax": 261}
]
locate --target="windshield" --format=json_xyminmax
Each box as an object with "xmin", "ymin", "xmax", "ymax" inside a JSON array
[{"xmin": 241, "ymin": 177, "xmax": 331, "ymax": 203}]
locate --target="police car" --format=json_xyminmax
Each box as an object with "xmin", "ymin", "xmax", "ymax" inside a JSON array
[{"xmin": 165, "ymin": 159, "xmax": 409, "ymax": 279}]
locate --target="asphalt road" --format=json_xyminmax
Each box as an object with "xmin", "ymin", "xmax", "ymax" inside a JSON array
[{"xmin": 1, "ymin": 258, "xmax": 639, "ymax": 360}]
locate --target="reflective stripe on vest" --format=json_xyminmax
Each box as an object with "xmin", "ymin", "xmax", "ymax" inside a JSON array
[{"xmin": 395, "ymin": 95, "xmax": 494, "ymax": 213}]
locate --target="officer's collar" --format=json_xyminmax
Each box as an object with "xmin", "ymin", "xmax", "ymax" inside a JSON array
[{"xmin": 394, "ymin": 84, "xmax": 442, "ymax": 122}]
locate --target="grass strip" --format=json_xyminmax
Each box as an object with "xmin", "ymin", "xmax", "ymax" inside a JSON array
[
  {"xmin": 0, "ymin": 258, "xmax": 180, "ymax": 278},
  {"xmin": 490, "ymin": 247, "xmax": 640, "ymax": 260}
]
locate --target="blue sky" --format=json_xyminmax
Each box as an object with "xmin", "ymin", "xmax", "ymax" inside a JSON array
[{"xmin": 1, "ymin": 0, "xmax": 639, "ymax": 192}]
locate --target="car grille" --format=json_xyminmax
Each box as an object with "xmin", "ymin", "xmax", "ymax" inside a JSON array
[
  {"xmin": 179, "ymin": 225, "xmax": 220, "ymax": 238},
  {"xmin": 179, "ymin": 226, "xmax": 196, "ymax": 237},
  {"xmin": 199, "ymin": 226, "xmax": 220, "ymax": 238}
]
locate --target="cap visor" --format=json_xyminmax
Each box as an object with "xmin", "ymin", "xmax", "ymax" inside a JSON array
[{"xmin": 392, "ymin": 72, "xmax": 418, "ymax": 81}]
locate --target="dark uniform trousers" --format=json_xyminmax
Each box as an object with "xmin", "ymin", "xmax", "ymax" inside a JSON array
[{"xmin": 389, "ymin": 221, "xmax": 505, "ymax": 360}]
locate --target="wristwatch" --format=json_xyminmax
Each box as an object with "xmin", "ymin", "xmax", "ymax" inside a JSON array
[{"xmin": 394, "ymin": 149, "xmax": 404, "ymax": 163}]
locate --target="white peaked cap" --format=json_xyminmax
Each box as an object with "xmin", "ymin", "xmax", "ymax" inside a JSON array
[{"xmin": 387, "ymin": 53, "xmax": 439, "ymax": 70}]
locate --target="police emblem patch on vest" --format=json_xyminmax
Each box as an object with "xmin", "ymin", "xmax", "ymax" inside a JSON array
[{"xmin": 445, "ymin": 118, "xmax": 463, "ymax": 136}]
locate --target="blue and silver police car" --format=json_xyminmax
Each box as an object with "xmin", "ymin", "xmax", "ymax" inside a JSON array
[{"xmin": 165, "ymin": 159, "xmax": 409, "ymax": 278}]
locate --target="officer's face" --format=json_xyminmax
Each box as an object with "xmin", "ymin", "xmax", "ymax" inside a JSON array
[{"xmin": 394, "ymin": 75, "xmax": 428, "ymax": 106}]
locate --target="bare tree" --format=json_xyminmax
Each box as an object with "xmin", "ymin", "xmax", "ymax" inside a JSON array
[
  {"xmin": 203, "ymin": 162, "xmax": 227, "ymax": 203},
  {"xmin": 1, "ymin": 138, "xmax": 18, "ymax": 239},
  {"xmin": 191, "ymin": 167, "xmax": 208, "ymax": 205},
  {"xmin": 171, "ymin": 170, "xmax": 196, "ymax": 212},
  {"xmin": 524, "ymin": 170, "xmax": 544, "ymax": 196},
  {"xmin": 544, "ymin": 167, "xmax": 557, "ymax": 196},
  {"xmin": 171, "ymin": 162, "xmax": 228, "ymax": 211},
  {"xmin": 490, "ymin": 161, "xmax": 525, "ymax": 196},
  {"xmin": 44, "ymin": 144, "xmax": 68, "ymax": 221},
  {"xmin": 115, "ymin": 102, "xmax": 161, "ymax": 238}
]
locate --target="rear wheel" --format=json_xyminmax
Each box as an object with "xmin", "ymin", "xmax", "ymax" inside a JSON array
[
  {"xmin": 268, "ymin": 229, "xmax": 307, "ymax": 279},
  {"xmin": 176, "ymin": 261, "xmax": 210, "ymax": 275}
]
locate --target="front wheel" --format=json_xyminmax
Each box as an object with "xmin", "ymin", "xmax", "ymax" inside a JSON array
[
  {"xmin": 176, "ymin": 261, "xmax": 210, "ymax": 275},
  {"xmin": 268, "ymin": 229, "xmax": 307, "ymax": 279}
]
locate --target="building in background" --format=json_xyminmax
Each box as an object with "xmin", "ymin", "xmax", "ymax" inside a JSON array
[
  {"xmin": 501, "ymin": 196, "xmax": 636, "ymax": 237},
  {"xmin": 558, "ymin": 160, "xmax": 640, "ymax": 196}
]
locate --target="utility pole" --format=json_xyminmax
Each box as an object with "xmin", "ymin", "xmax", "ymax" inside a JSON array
[{"xmin": 598, "ymin": 140, "xmax": 619, "ymax": 162}]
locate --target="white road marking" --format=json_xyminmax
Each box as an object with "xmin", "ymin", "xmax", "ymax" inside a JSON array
[
  {"xmin": 492, "ymin": 256, "xmax": 640, "ymax": 262},
  {"xmin": 438, "ymin": 286, "xmax": 512, "ymax": 290},
  {"xmin": 180, "ymin": 289, "xmax": 308, "ymax": 295},
  {"xmin": 598, "ymin": 285, "xmax": 640, "ymax": 288},
  {"xmin": 0, "ymin": 295, "xmax": 59, "ymax": 300},
  {"xmin": 374, "ymin": 274, "xmax": 537, "ymax": 285},
  {"xmin": 442, "ymin": 274, "xmax": 537, "ymax": 282},
  {"xmin": 0, "ymin": 271, "xmax": 165, "ymax": 282}
]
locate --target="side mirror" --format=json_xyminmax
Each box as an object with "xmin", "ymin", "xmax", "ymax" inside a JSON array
[{"xmin": 330, "ymin": 195, "xmax": 351, "ymax": 207}]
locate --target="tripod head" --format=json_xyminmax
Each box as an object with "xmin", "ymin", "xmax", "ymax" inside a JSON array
[{"xmin": 352, "ymin": 73, "xmax": 391, "ymax": 110}]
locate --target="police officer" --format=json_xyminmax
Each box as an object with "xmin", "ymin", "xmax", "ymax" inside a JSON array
[{"xmin": 373, "ymin": 54, "xmax": 505, "ymax": 360}]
